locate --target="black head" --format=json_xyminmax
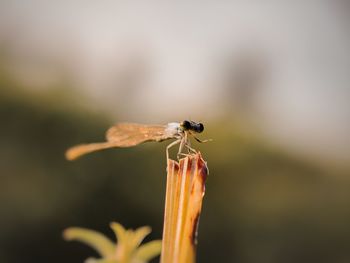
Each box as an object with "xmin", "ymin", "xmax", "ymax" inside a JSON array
[
  {"xmin": 181, "ymin": 120, "xmax": 192, "ymax": 130},
  {"xmin": 196, "ymin": 123, "xmax": 204, "ymax": 133},
  {"xmin": 181, "ymin": 120, "xmax": 204, "ymax": 133}
]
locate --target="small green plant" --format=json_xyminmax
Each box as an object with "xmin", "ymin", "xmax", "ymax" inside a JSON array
[{"xmin": 63, "ymin": 222, "xmax": 161, "ymax": 263}]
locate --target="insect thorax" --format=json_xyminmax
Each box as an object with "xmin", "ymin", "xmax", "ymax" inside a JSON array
[{"xmin": 166, "ymin": 122, "xmax": 181, "ymax": 137}]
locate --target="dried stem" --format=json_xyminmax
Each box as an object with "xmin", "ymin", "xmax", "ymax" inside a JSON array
[{"xmin": 161, "ymin": 152, "xmax": 209, "ymax": 263}]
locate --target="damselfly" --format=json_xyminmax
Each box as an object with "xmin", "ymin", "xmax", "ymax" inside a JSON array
[{"xmin": 66, "ymin": 120, "xmax": 209, "ymax": 160}]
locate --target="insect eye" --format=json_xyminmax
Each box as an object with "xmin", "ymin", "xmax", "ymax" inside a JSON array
[
  {"xmin": 198, "ymin": 123, "xmax": 204, "ymax": 133},
  {"xmin": 182, "ymin": 120, "xmax": 191, "ymax": 130}
]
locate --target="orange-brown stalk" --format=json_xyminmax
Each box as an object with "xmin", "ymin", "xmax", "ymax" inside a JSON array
[{"xmin": 161, "ymin": 152, "xmax": 209, "ymax": 263}]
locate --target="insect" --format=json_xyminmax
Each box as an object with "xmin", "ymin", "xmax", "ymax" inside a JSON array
[{"xmin": 65, "ymin": 120, "xmax": 209, "ymax": 161}]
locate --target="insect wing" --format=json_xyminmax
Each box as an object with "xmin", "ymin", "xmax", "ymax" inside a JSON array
[
  {"xmin": 65, "ymin": 123, "xmax": 170, "ymax": 161},
  {"xmin": 66, "ymin": 142, "xmax": 118, "ymax": 161},
  {"xmin": 106, "ymin": 123, "xmax": 168, "ymax": 146}
]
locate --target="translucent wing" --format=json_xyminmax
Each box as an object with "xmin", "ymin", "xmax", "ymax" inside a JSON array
[
  {"xmin": 66, "ymin": 123, "xmax": 169, "ymax": 161},
  {"xmin": 66, "ymin": 142, "xmax": 121, "ymax": 161},
  {"xmin": 106, "ymin": 123, "xmax": 167, "ymax": 144}
]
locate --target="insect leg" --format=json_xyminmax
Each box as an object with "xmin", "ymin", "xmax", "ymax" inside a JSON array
[
  {"xmin": 177, "ymin": 134, "xmax": 198, "ymax": 158},
  {"xmin": 179, "ymin": 132, "xmax": 195, "ymax": 154},
  {"xmin": 185, "ymin": 132, "xmax": 191, "ymax": 153},
  {"xmin": 166, "ymin": 139, "xmax": 181, "ymax": 160},
  {"xmin": 180, "ymin": 132, "xmax": 188, "ymax": 152},
  {"xmin": 185, "ymin": 143, "xmax": 197, "ymax": 154},
  {"xmin": 177, "ymin": 136, "xmax": 188, "ymax": 159},
  {"xmin": 191, "ymin": 134, "xmax": 212, "ymax": 143}
]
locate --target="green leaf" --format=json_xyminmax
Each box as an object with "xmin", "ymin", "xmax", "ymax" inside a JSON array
[
  {"xmin": 130, "ymin": 226, "xmax": 151, "ymax": 251},
  {"xmin": 63, "ymin": 227, "xmax": 115, "ymax": 257},
  {"xmin": 110, "ymin": 222, "xmax": 127, "ymax": 245},
  {"xmin": 134, "ymin": 240, "xmax": 162, "ymax": 262},
  {"xmin": 64, "ymin": 222, "xmax": 161, "ymax": 263},
  {"xmin": 85, "ymin": 258, "xmax": 118, "ymax": 263}
]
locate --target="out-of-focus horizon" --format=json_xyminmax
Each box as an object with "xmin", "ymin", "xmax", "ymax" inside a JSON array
[{"xmin": 1, "ymin": 1, "xmax": 349, "ymax": 166}]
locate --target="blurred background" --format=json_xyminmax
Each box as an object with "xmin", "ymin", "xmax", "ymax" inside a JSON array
[{"xmin": 1, "ymin": 1, "xmax": 350, "ymax": 263}]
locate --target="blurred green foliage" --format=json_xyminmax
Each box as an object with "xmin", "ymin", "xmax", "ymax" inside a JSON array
[
  {"xmin": 63, "ymin": 222, "xmax": 161, "ymax": 263},
  {"xmin": 1, "ymin": 73, "xmax": 350, "ymax": 263}
]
